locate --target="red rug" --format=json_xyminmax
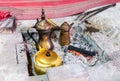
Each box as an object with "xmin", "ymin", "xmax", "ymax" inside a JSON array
[{"xmin": 0, "ymin": 0, "xmax": 119, "ymax": 20}]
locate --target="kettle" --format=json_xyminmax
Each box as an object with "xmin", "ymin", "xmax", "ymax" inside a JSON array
[
  {"xmin": 28, "ymin": 9, "xmax": 65, "ymax": 50},
  {"xmin": 59, "ymin": 22, "xmax": 71, "ymax": 46},
  {"xmin": 33, "ymin": 47, "xmax": 62, "ymax": 75}
]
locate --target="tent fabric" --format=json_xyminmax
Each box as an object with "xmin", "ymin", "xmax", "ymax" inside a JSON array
[{"xmin": 0, "ymin": 0, "xmax": 119, "ymax": 20}]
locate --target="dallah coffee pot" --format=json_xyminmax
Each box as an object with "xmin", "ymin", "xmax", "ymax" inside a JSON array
[{"xmin": 28, "ymin": 9, "xmax": 65, "ymax": 50}]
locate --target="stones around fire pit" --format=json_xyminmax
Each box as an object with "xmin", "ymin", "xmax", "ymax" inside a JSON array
[
  {"xmin": 21, "ymin": 24, "xmax": 101, "ymax": 76},
  {"xmin": 46, "ymin": 64, "xmax": 89, "ymax": 81},
  {"xmin": 16, "ymin": 43, "xmax": 28, "ymax": 64}
]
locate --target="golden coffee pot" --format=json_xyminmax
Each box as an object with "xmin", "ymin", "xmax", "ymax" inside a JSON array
[
  {"xmin": 59, "ymin": 22, "xmax": 71, "ymax": 46},
  {"xmin": 32, "ymin": 9, "xmax": 64, "ymax": 50},
  {"xmin": 33, "ymin": 47, "xmax": 62, "ymax": 75}
]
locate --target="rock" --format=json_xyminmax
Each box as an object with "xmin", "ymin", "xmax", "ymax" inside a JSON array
[{"xmin": 46, "ymin": 64, "xmax": 89, "ymax": 81}]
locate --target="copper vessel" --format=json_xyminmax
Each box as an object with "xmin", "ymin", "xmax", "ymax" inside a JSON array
[
  {"xmin": 59, "ymin": 22, "xmax": 71, "ymax": 46},
  {"xmin": 33, "ymin": 9, "xmax": 63, "ymax": 50}
]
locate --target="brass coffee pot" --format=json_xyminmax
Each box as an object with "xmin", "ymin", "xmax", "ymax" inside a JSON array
[
  {"xmin": 33, "ymin": 47, "xmax": 62, "ymax": 75},
  {"xmin": 59, "ymin": 22, "xmax": 71, "ymax": 46},
  {"xmin": 32, "ymin": 9, "xmax": 64, "ymax": 50}
]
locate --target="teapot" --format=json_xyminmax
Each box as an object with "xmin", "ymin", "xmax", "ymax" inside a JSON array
[
  {"xmin": 28, "ymin": 9, "xmax": 65, "ymax": 50},
  {"xmin": 33, "ymin": 47, "xmax": 62, "ymax": 75}
]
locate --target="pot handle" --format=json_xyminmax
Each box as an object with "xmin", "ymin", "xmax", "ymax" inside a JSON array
[{"xmin": 50, "ymin": 26, "xmax": 67, "ymax": 36}]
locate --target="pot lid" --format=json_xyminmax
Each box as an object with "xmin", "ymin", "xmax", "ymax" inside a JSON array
[{"xmin": 35, "ymin": 49, "xmax": 59, "ymax": 66}]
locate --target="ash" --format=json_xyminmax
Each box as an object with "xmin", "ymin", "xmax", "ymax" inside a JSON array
[
  {"xmin": 106, "ymin": 50, "xmax": 120, "ymax": 71},
  {"xmin": 61, "ymin": 31, "xmax": 99, "ymax": 66}
]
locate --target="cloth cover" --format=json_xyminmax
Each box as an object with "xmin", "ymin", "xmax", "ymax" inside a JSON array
[{"xmin": 0, "ymin": 0, "xmax": 119, "ymax": 20}]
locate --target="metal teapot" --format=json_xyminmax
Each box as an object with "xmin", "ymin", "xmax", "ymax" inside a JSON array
[
  {"xmin": 28, "ymin": 9, "xmax": 64, "ymax": 51},
  {"xmin": 33, "ymin": 47, "xmax": 62, "ymax": 75}
]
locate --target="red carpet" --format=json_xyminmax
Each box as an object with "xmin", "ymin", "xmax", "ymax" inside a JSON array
[{"xmin": 0, "ymin": 0, "xmax": 119, "ymax": 20}]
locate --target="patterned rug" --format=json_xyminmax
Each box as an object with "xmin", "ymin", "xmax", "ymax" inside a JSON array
[{"xmin": 0, "ymin": 0, "xmax": 119, "ymax": 19}]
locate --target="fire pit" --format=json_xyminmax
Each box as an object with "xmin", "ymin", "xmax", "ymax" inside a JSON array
[
  {"xmin": 21, "ymin": 22, "xmax": 102, "ymax": 76},
  {"xmin": 20, "ymin": 5, "xmax": 115, "ymax": 76}
]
